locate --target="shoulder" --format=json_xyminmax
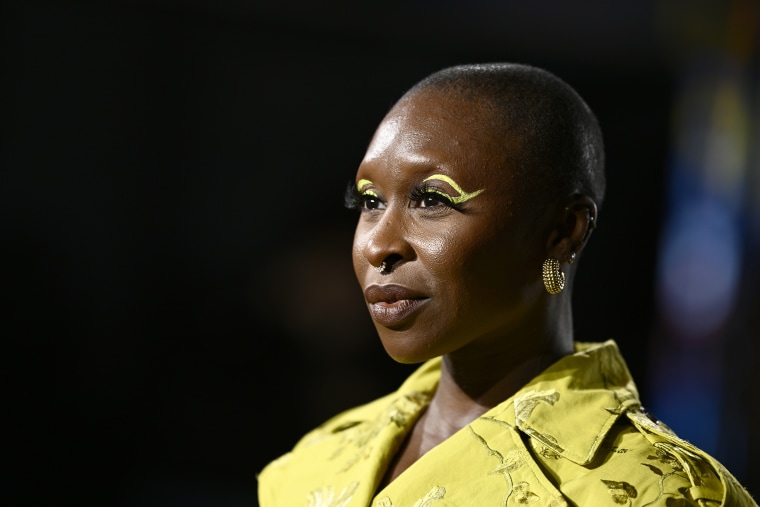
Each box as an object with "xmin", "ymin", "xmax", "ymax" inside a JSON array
[
  {"xmin": 525, "ymin": 406, "xmax": 756, "ymax": 506},
  {"xmin": 256, "ymin": 393, "xmax": 394, "ymax": 507},
  {"xmin": 257, "ymin": 389, "xmax": 432, "ymax": 507},
  {"xmin": 257, "ymin": 360, "xmax": 440, "ymax": 506},
  {"xmin": 263, "ymin": 389, "xmax": 400, "ymax": 467},
  {"xmin": 622, "ymin": 407, "xmax": 757, "ymax": 507}
]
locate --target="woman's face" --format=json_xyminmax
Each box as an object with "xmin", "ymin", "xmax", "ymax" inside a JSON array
[{"xmin": 352, "ymin": 89, "xmax": 547, "ymax": 364}]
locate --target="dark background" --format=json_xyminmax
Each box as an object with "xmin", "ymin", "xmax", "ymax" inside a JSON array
[{"xmin": 4, "ymin": 1, "xmax": 758, "ymax": 505}]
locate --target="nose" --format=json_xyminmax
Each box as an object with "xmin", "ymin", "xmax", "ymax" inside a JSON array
[{"xmin": 360, "ymin": 209, "xmax": 415, "ymax": 273}]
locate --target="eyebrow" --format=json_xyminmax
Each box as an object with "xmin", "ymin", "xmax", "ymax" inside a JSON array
[{"xmin": 422, "ymin": 174, "xmax": 484, "ymax": 204}]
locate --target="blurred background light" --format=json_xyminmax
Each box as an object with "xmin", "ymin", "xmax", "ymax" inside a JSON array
[{"xmin": 649, "ymin": 0, "xmax": 758, "ymax": 481}]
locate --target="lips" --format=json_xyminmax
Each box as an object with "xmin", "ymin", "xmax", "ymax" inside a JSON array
[{"xmin": 363, "ymin": 284, "xmax": 429, "ymax": 327}]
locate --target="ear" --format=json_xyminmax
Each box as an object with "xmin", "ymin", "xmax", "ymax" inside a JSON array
[{"xmin": 544, "ymin": 194, "xmax": 598, "ymax": 263}]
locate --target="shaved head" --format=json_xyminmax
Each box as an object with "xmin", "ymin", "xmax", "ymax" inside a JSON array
[{"xmin": 401, "ymin": 63, "xmax": 606, "ymax": 213}]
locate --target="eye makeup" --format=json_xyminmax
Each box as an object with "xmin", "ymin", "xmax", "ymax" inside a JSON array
[
  {"xmin": 357, "ymin": 179, "xmax": 378, "ymax": 197},
  {"xmin": 345, "ymin": 175, "xmax": 483, "ymax": 211},
  {"xmin": 344, "ymin": 179, "xmax": 381, "ymax": 211},
  {"xmin": 421, "ymin": 174, "xmax": 484, "ymax": 204}
]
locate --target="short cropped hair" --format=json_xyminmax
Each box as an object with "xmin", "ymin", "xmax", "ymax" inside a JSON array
[{"xmin": 404, "ymin": 63, "xmax": 606, "ymax": 211}]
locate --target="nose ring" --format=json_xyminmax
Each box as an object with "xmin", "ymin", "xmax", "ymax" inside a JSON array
[{"xmin": 375, "ymin": 260, "xmax": 390, "ymax": 275}]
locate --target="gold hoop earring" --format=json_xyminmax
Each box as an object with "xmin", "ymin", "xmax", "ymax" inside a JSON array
[{"xmin": 542, "ymin": 258, "xmax": 565, "ymax": 295}]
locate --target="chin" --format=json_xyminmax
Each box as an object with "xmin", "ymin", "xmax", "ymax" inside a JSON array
[
  {"xmin": 388, "ymin": 353, "xmax": 429, "ymax": 365},
  {"xmin": 377, "ymin": 330, "xmax": 440, "ymax": 365}
]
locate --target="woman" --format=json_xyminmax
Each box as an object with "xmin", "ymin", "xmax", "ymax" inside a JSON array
[{"xmin": 258, "ymin": 63, "xmax": 756, "ymax": 506}]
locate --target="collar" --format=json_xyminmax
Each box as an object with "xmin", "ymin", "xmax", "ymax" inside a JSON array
[
  {"xmin": 394, "ymin": 340, "xmax": 641, "ymax": 466},
  {"xmin": 487, "ymin": 340, "xmax": 641, "ymax": 465}
]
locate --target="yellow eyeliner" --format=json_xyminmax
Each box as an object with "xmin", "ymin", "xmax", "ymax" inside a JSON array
[
  {"xmin": 357, "ymin": 179, "xmax": 378, "ymax": 197},
  {"xmin": 422, "ymin": 174, "xmax": 484, "ymax": 204}
]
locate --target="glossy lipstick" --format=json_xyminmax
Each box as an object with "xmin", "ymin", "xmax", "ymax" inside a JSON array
[{"xmin": 363, "ymin": 284, "xmax": 428, "ymax": 327}]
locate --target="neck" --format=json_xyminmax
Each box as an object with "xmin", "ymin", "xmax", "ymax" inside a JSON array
[{"xmin": 427, "ymin": 296, "xmax": 575, "ymax": 434}]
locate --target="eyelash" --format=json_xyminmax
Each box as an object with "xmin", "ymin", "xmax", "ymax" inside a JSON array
[
  {"xmin": 344, "ymin": 183, "xmax": 368, "ymax": 211},
  {"xmin": 343, "ymin": 181, "xmax": 460, "ymax": 211},
  {"xmin": 409, "ymin": 183, "xmax": 458, "ymax": 209}
]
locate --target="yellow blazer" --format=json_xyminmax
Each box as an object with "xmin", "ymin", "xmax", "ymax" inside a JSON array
[{"xmin": 258, "ymin": 341, "xmax": 756, "ymax": 506}]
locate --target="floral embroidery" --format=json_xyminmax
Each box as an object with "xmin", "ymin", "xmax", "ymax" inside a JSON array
[
  {"xmin": 259, "ymin": 343, "xmax": 748, "ymax": 506},
  {"xmin": 642, "ymin": 463, "xmax": 665, "ymax": 475},
  {"xmin": 531, "ymin": 437, "xmax": 561, "ymax": 460},
  {"xmin": 647, "ymin": 449, "xmax": 683, "ymax": 472},
  {"xmin": 637, "ymin": 450, "xmax": 692, "ymax": 507},
  {"xmin": 599, "ymin": 443, "xmax": 631, "ymax": 455},
  {"xmin": 601, "ymin": 479, "xmax": 638, "ymax": 505},
  {"xmin": 374, "ymin": 486, "xmax": 446, "ymax": 507},
  {"xmin": 664, "ymin": 496, "xmax": 698, "ymax": 506},
  {"xmin": 650, "ymin": 443, "xmax": 721, "ymax": 491},
  {"xmin": 492, "ymin": 449, "xmax": 524, "ymax": 474},
  {"xmin": 514, "ymin": 481, "xmax": 540, "ymax": 504},
  {"xmin": 307, "ymin": 482, "xmax": 359, "ymax": 507},
  {"xmin": 627, "ymin": 410, "xmax": 680, "ymax": 438},
  {"xmin": 514, "ymin": 389, "xmax": 559, "ymax": 427},
  {"xmin": 524, "ymin": 429, "xmax": 565, "ymax": 456},
  {"xmin": 538, "ymin": 445, "xmax": 561, "ymax": 460},
  {"xmin": 470, "ymin": 427, "xmax": 540, "ymax": 505},
  {"xmin": 413, "ymin": 486, "xmax": 446, "ymax": 507},
  {"xmin": 513, "ymin": 390, "xmax": 565, "ymax": 454},
  {"xmin": 329, "ymin": 392, "xmax": 431, "ymax": 472}
]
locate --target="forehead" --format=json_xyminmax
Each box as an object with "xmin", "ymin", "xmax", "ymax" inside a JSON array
[{"xmin": 360, "ymin": 89, "xmax": 512, "ymax": 187}]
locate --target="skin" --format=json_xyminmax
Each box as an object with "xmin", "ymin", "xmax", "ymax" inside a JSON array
[{"xmin": 351, "ymin": 88, "xmax": 597, "ymax": 488}]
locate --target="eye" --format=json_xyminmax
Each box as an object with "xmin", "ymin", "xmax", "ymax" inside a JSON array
[
  {"xmin": 362, "ymin": 195, "xmax": 386, "ymax": 210},
  {"xmin": 344, "ymin": 182, "xmax": 386, "ymax": 211},
  {"xmin": 416, "ymin": 193, "xmax": 449, "ymax": 208},
  {"xmin": 409, "ymin": 184, "xmax": 457, "ymax": 209}
]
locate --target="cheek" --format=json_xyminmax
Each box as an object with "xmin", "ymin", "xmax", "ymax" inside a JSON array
[
  {"xmin": 442, "ymin": 225, "xmax": 530, "ymax": 298},
  {"xmin": 423, "ymin": 221, "xmax": 499, "ymax": 269},
  {"xmin": 351, "ymin": 230, "xmax": 366, "ymax": 279},
  {"xmin": 408, "ymin": 215, "xmax": 469, "ymax": 258},
  {"xmin": 416, "ymin": 233, "xmax": 451, "ymax": 266},
  {"xmin": 466, "ymin": 234, "xmax": 542, "ymax": 306}
]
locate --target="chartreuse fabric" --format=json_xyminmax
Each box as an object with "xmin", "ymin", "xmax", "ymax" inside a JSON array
[{"xmin": 258, "ymin": 341, "xmax": 757, "ymax": 506}]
